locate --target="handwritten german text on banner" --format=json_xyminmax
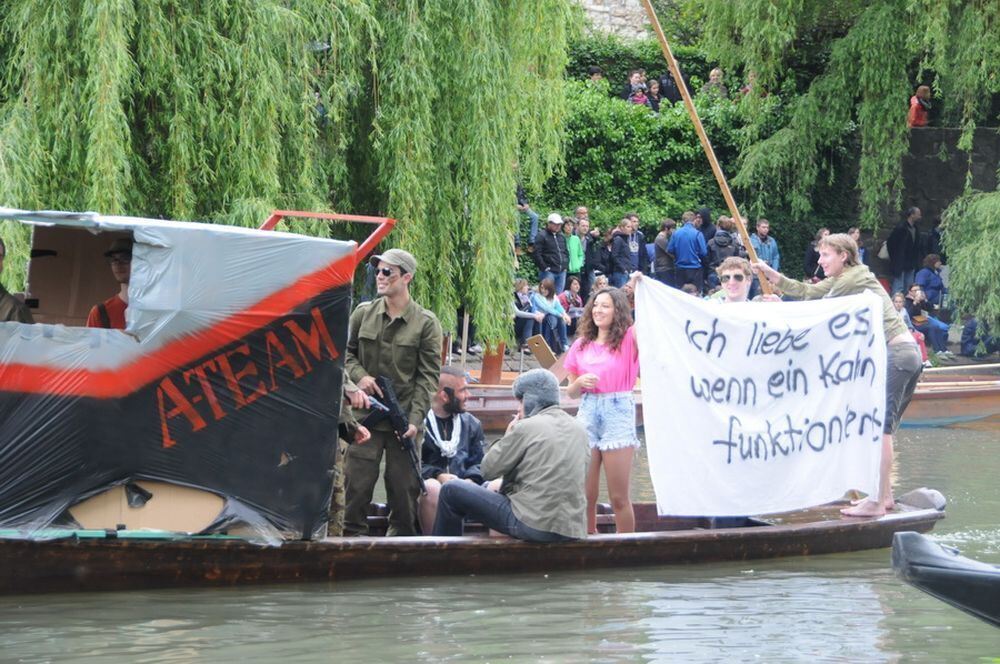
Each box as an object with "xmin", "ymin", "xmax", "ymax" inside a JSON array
[{"xmin": 635, "ymin": 279, "xmax": 886, "ymax": 516}]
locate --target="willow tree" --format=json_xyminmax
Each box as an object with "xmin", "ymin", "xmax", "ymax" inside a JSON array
[
  {"xmin": 0, "ymin": 0, "xmax": 375, "ymax": 292},
  {"xmin": 695, "ymin": 0, "xmax": 1000, "ymax": 328},
  {"xmin": 373, "ymin": 0, "xmax": 572, "ymax": 343},
  {"xmin": 0, "ymin": 0, "xmax": 572, "ymax": 345}
]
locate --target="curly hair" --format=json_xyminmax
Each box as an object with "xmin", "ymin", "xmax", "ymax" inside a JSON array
[{"xmin": 576, "ymin": 288, "xmax": 633, "ymax": 352}]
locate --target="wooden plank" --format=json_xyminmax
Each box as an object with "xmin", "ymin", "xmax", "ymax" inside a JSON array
[
  {"xmin": 479, "ymin": 342, "xmax": 505, "ymax": 385},
  {"xmin": 525, "ymin": 334, "xmax": 568, "ymax": 384}
]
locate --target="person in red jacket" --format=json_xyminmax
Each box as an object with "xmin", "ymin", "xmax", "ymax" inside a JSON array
[
  {"xmin": 907, "ymin": 85, "xmax": 931, "ymax": 128},
  {"xmin": 86, "ymin": 238, "xmax": 132, "ymax": 329}
]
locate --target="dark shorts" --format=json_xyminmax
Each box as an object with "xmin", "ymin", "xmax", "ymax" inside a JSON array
[{"xmin": 884, "ymin": 341, "xmax": 922, "ymax": 434}]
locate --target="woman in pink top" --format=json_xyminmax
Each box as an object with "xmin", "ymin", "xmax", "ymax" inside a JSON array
[{"xmin": 565, "ymin": 285, "xmax": 640, "ymax": 534}]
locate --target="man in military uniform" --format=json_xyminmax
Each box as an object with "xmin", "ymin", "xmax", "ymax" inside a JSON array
[
  {"xmin": 343, "ymin": 248, "xmax": 442, "ymax": 536},
  {"xmin": 0, "ymin": 237, "xmax": 34, "ymax": 323}
]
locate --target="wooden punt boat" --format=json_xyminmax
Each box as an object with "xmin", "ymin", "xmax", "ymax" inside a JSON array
[{"xmin": 0, "ymin": 498, "xmax": 943, "ymax": 595}]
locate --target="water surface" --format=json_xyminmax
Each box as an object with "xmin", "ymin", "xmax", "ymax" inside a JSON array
[{"xmin": 3, "ymin": 427, "xmax": 999, "ymax": 663}]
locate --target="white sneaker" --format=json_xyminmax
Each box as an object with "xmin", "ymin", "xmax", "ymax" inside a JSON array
[{"xmin": 922, "ymin": 360, "xmax": 933, "ymax": 368}]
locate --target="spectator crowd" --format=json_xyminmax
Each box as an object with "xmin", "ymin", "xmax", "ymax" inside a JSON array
[{"xmin": 506, "ymin": 196, "xmax": 993, "ymax": 364}]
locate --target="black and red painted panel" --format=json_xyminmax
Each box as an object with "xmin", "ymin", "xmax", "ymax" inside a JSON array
[{"xmin": 0, "ymin": 285, "xmax": 349, "ymax": 538}]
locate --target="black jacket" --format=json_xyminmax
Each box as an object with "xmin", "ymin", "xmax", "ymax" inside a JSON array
[
  {"xmin": 610, "ymin": 232, "xmax": 633, "ymax": 275},
  {"xmin": 707, "ymin": 229, "xmax": 744, "ymax": 267},
  {"xmin": 886, "ymin": 220, "xmax": 923, "ymax": 274},
  {"xmin": 659, "ymin": 72, "xmax": 690, "ymax": 104},
  {"xmin": 803, "ymin": 242, "xmax": 824, "ymax": 280},
  {"xmin": 582, "ymin": 232, "xmax": 603, "ymax": 273},
  {"xmin": 533, "ymin": 229, "xmax": 568, "ymax": 273},
  {"xmin": 421, "ymin": 412, "xmax": 486, "ymax": 484},
  {"xmin": 697, "ymin": 207, "xmax": 716, "ymax": 246},
  {"xmin": 609, "ymin": 230, "xmax": 651, "ymax": 275}
]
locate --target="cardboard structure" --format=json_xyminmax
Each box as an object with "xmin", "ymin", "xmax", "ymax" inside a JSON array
[{"xmin": 0, "ymin": 209, "xmax": 390, "ymax": 540}]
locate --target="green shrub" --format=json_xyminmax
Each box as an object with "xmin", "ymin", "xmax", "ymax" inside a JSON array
[
  {"xmin": 537, "ymin": 81, "xmax": 740, "ymax": 236},
  {"xmin": 566, "ymin": 32, "xmax": 709, "ymax": 91}
]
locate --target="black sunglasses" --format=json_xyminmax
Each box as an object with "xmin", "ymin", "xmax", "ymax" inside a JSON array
[
  {"xmin": 720, "ymin": 273, "xmax": 745, "ymax": 283},
  {"xmin": 377, "ymin": 267, "xmax": 406, "ymax": 277}
]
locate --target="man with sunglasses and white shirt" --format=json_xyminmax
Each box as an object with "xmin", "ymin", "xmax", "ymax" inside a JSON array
[
  {"xmin": 343, "ymin": 248, "xmax": 443, "ymax": 536},
  {"xmin": 711, "ymin": 257, "xmax": 780, "ymax": 303}
]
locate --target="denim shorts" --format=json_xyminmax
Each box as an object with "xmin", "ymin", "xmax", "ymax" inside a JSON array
[{"xmin": 577, "ymin": 392, "xmax": 640, "ymax": 451}]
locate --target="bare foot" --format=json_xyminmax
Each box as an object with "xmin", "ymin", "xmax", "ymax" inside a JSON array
[
  {"xmin": 850, "ymin": 497, "xmax": 895, "ymax": 510},
  {"xmin": 841, "ymin": 499, "xmax": 886, "ymax": 518}
]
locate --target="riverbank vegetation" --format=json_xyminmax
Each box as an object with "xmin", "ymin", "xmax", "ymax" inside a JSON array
[{"xmin": 1, "ymin": 1, "xmax": 999, "ymax": 340}]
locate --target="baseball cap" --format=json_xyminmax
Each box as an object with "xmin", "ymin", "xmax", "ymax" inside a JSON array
[
  {"xmin": 369, "ymin": 248, "xmax": 417, "ymax": 274},
  {"xmin": 546, "ymin": 213, "xmax": 563, "ymax": 225},
  {"xmin": 103, "ymin": 237, "xmax": 133, "ymax": 257}
]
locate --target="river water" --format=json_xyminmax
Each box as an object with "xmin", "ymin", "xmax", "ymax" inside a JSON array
[{"xmin": 2, "ymin": 425, "xmax": 999, "ymax": 662}]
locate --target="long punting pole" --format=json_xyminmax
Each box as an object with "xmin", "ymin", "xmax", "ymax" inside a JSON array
[{"xmin": 638, "ymin": 0, "xmax": 772, "ymax": 294}]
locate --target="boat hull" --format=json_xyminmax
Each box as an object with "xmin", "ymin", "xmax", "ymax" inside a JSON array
[
  {"xmin": 892, "ymin": 531, "xmax": 1000, "ymax": 628},
  {"xmin": 0, "ymin": 504, "xmax": 943, "ymax": 595}
]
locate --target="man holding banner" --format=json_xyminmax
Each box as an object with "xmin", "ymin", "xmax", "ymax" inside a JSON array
[
  {"xmin": 752, "ymin": 233, "xmax": 922, "ymax": 517},
  {"xmin": 634, "ymin": 233, "xmax": 918, "ymax": 519}
]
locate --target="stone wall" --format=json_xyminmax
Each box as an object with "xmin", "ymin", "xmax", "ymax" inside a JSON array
[
  {"xmin": 578, "ymin": 0, "xmax": 648, "ymax": 40},
  {"xmin": 900, "ymin": 127, "xmax": 999, "ymax": 225}
]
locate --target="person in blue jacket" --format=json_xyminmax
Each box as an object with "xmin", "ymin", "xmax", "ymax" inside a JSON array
[
  {"xmin": 667, "ymin": 211, "xmax": 708, "ymax": 293},
  {"xmin": 914, "ymin": 254, "xmax": 946, "ymax": 308},
  {"xmin": 960, "ymin": 318, "xmax": 998, "ymax": 357}
]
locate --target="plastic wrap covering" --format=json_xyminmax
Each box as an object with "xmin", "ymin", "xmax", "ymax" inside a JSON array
[{"xmin": 0, "ymin": 210, "xmax": 356, "ymax": 541}]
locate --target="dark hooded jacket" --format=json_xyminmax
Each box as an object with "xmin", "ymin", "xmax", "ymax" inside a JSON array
[
  {"xmin": 697, "ymin": 206, "xmax": 716, "ymax": 246},
  {"xmin": 707, "ymin": 229, "xmax": 744, "ymax": 267}
]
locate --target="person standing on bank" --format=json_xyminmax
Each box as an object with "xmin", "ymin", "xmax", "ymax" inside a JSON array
[
  {"xmin": 887, "ymin": 207, "xmax": 923, "ymax": 296},
  {"xmin": 753, "ymin": 233, "xmax": 921, "ymax": 518},
  {"xmin": 0, "ymin": 237, "xmax": 33, "ymax": 323},
  {"xmin": 667, "ymin": 211, "xmax": 708, "ymax": 294},
  {"xmin": 344, "ymin": 248, "xmax": 443, "ymax": 536},
  {"xmin": 565, "ymin": 281, "xmax": 641, "ymax": 534},
  {"xmin": 534, "ymin": 213, "xmax": 569, "ymax": 295}
]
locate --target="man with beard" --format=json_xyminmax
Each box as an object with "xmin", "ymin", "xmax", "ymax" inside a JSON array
[
  {"xmin": 432, "ymin": 369, "xmax": 589, "ymax": 542},
  {"xmin": 417, "ymin": 366, "xmax": 491, "ymax": 534}
]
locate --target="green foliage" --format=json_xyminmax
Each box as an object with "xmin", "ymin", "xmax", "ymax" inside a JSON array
[
  {"xmin": 566, "ymin": 32, "xmax": 708, "ymax": 93},
  {"xmin": 698, "ymin": 0, "xmax": 1000, "ymax": 231},
  {"xmin": 540, "ymin": 81, "xmax": 738, "ymax": 232},
  {"xmin": 941, "ymin": 191, "xmax": 1000, "ymax": 331},
  {"xmin": 0, "ymin": 0, "xmax": 377, "ymax": 293},
  {"xmin": 0, "ymin": 0, "xmax": 572, "ymax": 347},
  {"xmin": 372, "ymin": 0, "xmax": 571, "ymax": 344}
]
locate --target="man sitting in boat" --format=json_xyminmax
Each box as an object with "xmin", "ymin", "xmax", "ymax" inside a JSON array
[
  {"xmin": 432, "ymin": 369, "xmax": 590, "ymax": 542},
  {"xmin": 418, "ymin": 366, "xmax": 494, "ymax": 534},
  {"xmin": 86, "ymin": 237, "xmax": 132, "ymax": 329}
]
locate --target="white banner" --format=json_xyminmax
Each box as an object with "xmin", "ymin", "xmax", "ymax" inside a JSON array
[{"xmin": 635, "ymin": 279, "xmax": 886, "ymax": 516}]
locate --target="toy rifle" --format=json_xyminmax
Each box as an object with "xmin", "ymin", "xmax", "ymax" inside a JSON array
[{"xmin": 361, "ymin": 376, "xmax": 427, "ymax": 495}]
